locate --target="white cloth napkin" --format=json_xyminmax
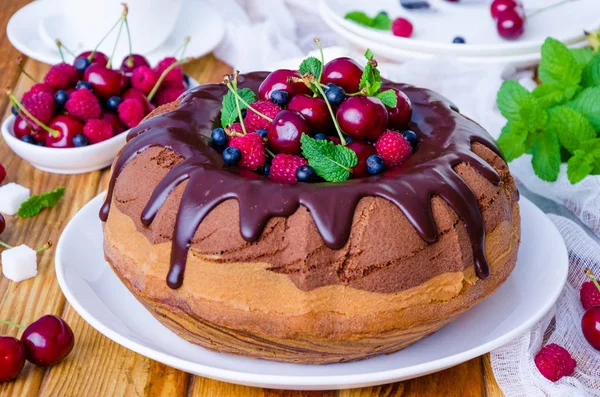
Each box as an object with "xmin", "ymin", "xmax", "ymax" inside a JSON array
[{"xmin": 210, "ymin": 1, "xmax": 600, "ymax": 395}]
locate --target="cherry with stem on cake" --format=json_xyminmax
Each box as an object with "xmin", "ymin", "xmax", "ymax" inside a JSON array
[
  {"xmin": 267, "ymin": 110, "xmax": 311, "ymax": 154},
  {"xmin": 336, "ymin": 96, "xmax": 389, "ymax": 141},
  {"xmin": 582, "ymin": 269, "xmax": 600, "ymax": 351},
  {"xmin": 0, "ymin": 336, "xmax": 25, "ymax": 383},
  {"xmin": 321, "ymin": 57, "xmax": 363, "ymax": 93},
  {"xmin": 381, "ymin": 87, "xmax": 413, "ymax": 130},
  {"xmin": 287, "ymin": 94, "xmax": 333, "ymax": 133},
  {"xmin": 258, "ymin": 69, "xmax": 312, "ymax": 101}
]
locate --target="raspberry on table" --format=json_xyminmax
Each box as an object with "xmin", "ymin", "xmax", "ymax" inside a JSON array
[
  {"xmin": 534, "ymin": 343, "xmax": 576, "ymax": 382},
  {"xmin": 43, "ymin": 63, "xmax": 78, "ymax": 90},
  {"xmin": 375, "ymin": 130, "xmax": 413, "ymax": 167},
  {"xmin": 244, "ymin": 100, "xmax": 280, "ymax": 133},
  {"xmin": 83, "ymin": 119, "xmax": 114, "ymax": 144},
  {"xmin": 118, "ymin": 99, "xmax": 145, "ymax": 128},
  {"xmin": 269, "ymin": 154, "xmax": 308, "ymax": 184},
  {"xmin": 65, "ymin": 89, "xmax": 101, "ymax": 121},
  {"xmin": 131, "ymin": 66, "xmax": 158, "ymax": 95},
  {"xmin": 229, "ymin": 133, "xmax": 265, "ymax": 170}
]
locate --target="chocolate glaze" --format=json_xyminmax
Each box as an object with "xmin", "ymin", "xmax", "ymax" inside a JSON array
[{"xmin": 100, "ymin": 72, "xmax": 503, "ymax": 289}]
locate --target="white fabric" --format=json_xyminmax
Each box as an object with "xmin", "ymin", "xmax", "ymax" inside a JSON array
[{"xmin": 211, "ymin": 1, "xmax": 600, "ymax": 395}]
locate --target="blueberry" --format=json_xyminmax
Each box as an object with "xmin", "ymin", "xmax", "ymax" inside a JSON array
[
  {"xmin": 35, "ymin": 140, "xmax": 46, "ymax": 147},
  {"xmin": 344, "ymin": 136, "xmax": 354, "ymax": 144},
  {"xmin": 296, "ymin": 165, "xmax": 316, "ymax": 182},
  {"xmin": 72, "ymin": 133, "xmax": 89, "ymax": 147},
  {"xmin": 453, "ymin": 36, "xmax": 466, "ymax": 44},
  {"xmin": 450, "ymin": 104, "xmax": 460, "ymax": 113},
  {"xmin": 325, "ymin": 83, "xmax": 345, "ymax": 106},
  {"xmin": 20, "ymin": 135, "xmax": 36, "ymax": 145},
  {"xmin": 366, "ymin": 154, "xmax": 385, "ymax": 175},
  {"xmin": 183, "ymin": 73, "xmax": 190, "ymax": 87},
  {"xmin": 263, "ymin": 160, "xmax": 272, "ymax": 176},
  {"xmin": 222, "ymin": 146, "xmax": 241, "ymax": 165},
  {"xmin": 107, "ymin": 96, "xmax": 121, "ymax": 111},
  {"xmin": 401, "ymin": 130, "xmax": 418, "ymax": 147},
  {"xmin": 74, "ymin": 57, "xmax": 91, "ymax": 73},
  {"xmin": 400, "ymin": 0, "xmax": 430, "ymax": 10},
  {"xmin": 241, "ymin": 109, "xmax": 247, "ymax": 118},
  {"xmin": 76, "ymin": 81, "xmax": 93, "ymax": 90},
  {"xmin": 11, "ymin": 106, "xmax": 18, "ymax": 116},
  {"xmin": 270, "ymin": 90, "xmax": 289, "ymax": 106},
  {"xmin": 256, "ymin": 129, "xmax": 268, "ymax": 140},
  {"xmin": 54, "ymin": 90, "xmax": 69, "ymax": 106},
  {"xmin": 314, "ymin": 133, "xmax": 327, "ymax": 141},
  {"xmin": 211, "ymin": 128, "xmax": 228, "ymax": 147}
]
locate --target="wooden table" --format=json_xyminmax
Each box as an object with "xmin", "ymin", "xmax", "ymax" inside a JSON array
[{"xmin": 0, "ymin": 2, "xmax": 505, "ymax": 395}]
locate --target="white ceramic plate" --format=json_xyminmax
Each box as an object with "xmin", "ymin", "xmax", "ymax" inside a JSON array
[
  {"xmin": 320, "ymin": 5, "xmax": 588, "ymax": 67},
  {"xmin": 6, "ymin": 0, "xmax": 224, "ymax": 65},
  {"xmin": 55, "ymin": 195, "xmax": 567, "ymax": 390},
  {"xmin": 320, "ymin": 0, "xmax": 600, "ymax": 57}
]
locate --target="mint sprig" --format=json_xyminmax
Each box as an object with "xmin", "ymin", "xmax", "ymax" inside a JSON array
[
  {"xmin": 300, "ymin": 134, "xmax": 358, "ymax": 182},
  {"xmin": 344, "ymin": 11, "xmax": 391, "ymax": 30},
  {"xmin": 357, "ymin": 49, "xmax": 397, "ymax": 107},
  {"xmin": 17, "ymin": 187, "xmax": 65, "ymax": 218},
  {"xmin": 220, "ymin": 87, "xmax": 255, "ymax": 128}
]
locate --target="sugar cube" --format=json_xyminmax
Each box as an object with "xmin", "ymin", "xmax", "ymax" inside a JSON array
[
  {"xmin": 1, "ymin": 244, "xmax": 37, "ymax": 282},
  {"xmin": 0, "ymin": 183, "xmax": 30, "ymax": 215}
]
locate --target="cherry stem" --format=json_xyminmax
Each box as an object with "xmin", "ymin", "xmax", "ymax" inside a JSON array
[
  {"xmin": 224, "ymin": 80, "xmax": 274, "ymax": 123},
  {"xmin": 36, "ymin": 241, "xmax": 53, "ymax": 254},
  {"xmin": 175, "ymin": 36, "xmax": 191, "ymax": 60},
  {"xmin": 0, "ymin": 320, "xmax": 25, "ymax": 330},
  {"xmin": 0, "ymin": 240, "xmax": 13, "ymax": 250},
  {"xmin": 265, "ymin": 147, "xmax": 276, "ymax": 158},
  {"xmin": 585, "ymin": 268, "xmax": 600, "ymax": 294},
  {"xmin": 314, "ymin": 38, "xmax": 325, "ymax": 83},
  {"xmin": 55, "ymin": 40, "xmax": 75, "ymax": 57},
  {"xmin": 528, "ymin": 0, "xmax": 580, "ymax": 18},
  {"xmin": 55, "ymin": 40, "xmax": 66, "ymax": 62},
  {"xmin": 106, "ymin": 16, "xmax": 126, "ymax": 69},
  {"xmin": 16, "ymin": 57, "xmax": 38, "ymax": 84},
  {"xmin": 88, "ymin": 5, "xmax": 128, "ymax": 62},
  {"xmin": 346, "ymin": 89, "xmax": 367, "ymax": 97},
  {"xmin": 313, "ymin": 77, "xmax": 347, "ymax": 146},
  {"xmin": 8, "ymin": 93, "xmax": 59, "ymax": 138},
  {"xmin": 146, "ymin": 58, "xmax": 189, "ymax": 102}
]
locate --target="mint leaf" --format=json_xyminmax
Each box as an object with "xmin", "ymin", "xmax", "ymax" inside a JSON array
[
  {"xmin": 358, "ymin": 49, "xmax": 382, "ymax": 96},
  {"xmin": 365, "ymin": 48, "xmax": 374, "ymax": 61},
  {"xmin": 496, "ymin": 121, "xmax": 528, "ymax": 162},
  {"xmin": 299, "ymin": 56, "xmax": 322, "ymax": 78},
  {"xmin": 17, "ymin": 187, "xmax": 65, "ymax": 218},
  {"xmin": 571, "ymin": 48, "xmax": 594, "ymax": 68},
  {"xmin": 376, "ymin": 90, "xmax": 397, "ymax": 108},
  {"xmin": 220, "ymin": 88, "xmax": 255, "ymax": 128},
  {"xmin": 548, "ymin": 106, "xmax": 596, "ymax": 154},
  {"xmin": 344, "ymin": 11, "xmax": 373, "ymax": 27},
  {"xmin": 567, "ymin": 87, "xmax": 600, "ymax": 130},
  {"xmin": 497, "ymin": 80, "xmax": 547, "ymax": 131},
  {"xmin": 300, "ymin": 134, "xmax": 358, "ymax": 182},
  {"xmin": 567, "ymin": 151, "xmax": 594, "ymax": 184},
  {"xmin": 538, "ymin": 38, "xmax": 582, "ymax": 88},
  {"xmin": 371, "ymin": 12, "xmax": 392, "ymax": 30},
  {"xmin": 582, "ymin": 53, "xmax": 600, "ymax": 87},
  {"xmin": 532, "ymin": 83, "xmax": 578, "ymax": 108},
  {"xmin": 530, "ymin": 129, "xmax": 561, "ymax": 182},
  {"xmin": 345, "ymin": 12, "xmax": 391, "ymax": 30}
]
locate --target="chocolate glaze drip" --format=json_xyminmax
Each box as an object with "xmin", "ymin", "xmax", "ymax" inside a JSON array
[{"xmin": 100, "ymin": 72, "xmax": 503, "ymax": 289}]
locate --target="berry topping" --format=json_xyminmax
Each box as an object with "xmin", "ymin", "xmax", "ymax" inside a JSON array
[
  {"xmin": 222, "ymin": 146, "xmax": 241, "ymax": 166},
  {"xmin": 296, "ymin": 165, "xmax": 316, "ymax": 182},
  {"xmin": 347, "ymin": 141, "xmax": 376, "ymax": 178},
  {"xmin": 153, "ymin": 87, "xmax": 185, "ymax": 107},
  {"xmin": 270, "ymin": 90, "xmax": 289, "ymax": 106},
  {"xmin": 106, "ymin": 96, "xmax": 122, "ymax": 111},
  {"xmin": 269, "ymin": 154, "xmax": 308, "ymax": 184},
  {"xmin": 314, "ymin": 133, "xmax": 327, "ymax": 141},
  {"xmin": 83, "ymin": 119, "xmax": 113, "ymax": 144},
  {"xmin": 229, "ymin": 133, "xmax": 266, "ymax": 170},
  {"xmin": 65, "ymin": 89, "xmax": 101, "ymax": 121},
  {"xmin": 211, "ymin": 128, "xmax": 228, "ymax": 147},
  {"xmin": 381, "ymin": 87, "xmax": 413, "ymax": 130},
  {"xmin": 72, "ymin": 133, "xmax": 89, "ymax": 147},
  {"xmin": 21, "ymin": 315, "xmax": 75, "ymax": 367},
  {"xmin": 391, "ymin": 17, "xmax": 414, "ymax": 38},
  {"xmin": 534, "ymin": 344, "xmax": 576, "ymax": 382},
  {"xmin": 0, "ymin": 336, "xmax": 25, "ymax": 383},
  {"xmin": 44, "ymin": 63, "xmax": 78, "ymax": 90},
  {"xmin": 46, "ymin": 115, "xmax": 84, "ymax": 148},
  {"xmin": 76, "ymin": 81, "xmax": 93, "ymax": 91},
  {"xmin": 153, "ymin": 57, "xmax": 184, "ymax": 88},
  {"xmin": 267, "ymin": 110, "xmax": 311, "ymax": 154},
  {"xmin": 118, "ymin": 98, "xmax": 145, "ymax": 128},
  {"xmin": 258, "ymin": 69, "xmax": 311, "ymax": 101},
  {"xmin": 244, "ymin": 100, "xmax": 280, "ymax": 133},
  {"xmin": 401, "ymin": 130, "xmax": 418, "ymax": 147},
  {"xmin": 336, "ymin": 96, "xmax": 389, "ymax": 141},
  {"xmin": 287, "ymin": 94, "xmax": 333, "ymax": 133},
  {"xmin": 375, "ymin": 130, "xmax": 413, "ymax": 167},
  {"xmin": 324, "ymin": 83, "xmax": 346, "ymax": 106},
  {"xmin": 53, "ymin": 90, "xmax": 69, "ymax": 106},
  {"xmin": 366, "ymin": 154, "xmax": 385, "ymax": 175},
  {"xmin": 453, "ymin": 36, "xmax": 466, "ymax": 44},
  {"xmin": 321, "ymin": 57, "xmax": 363, "ymax": 93},
  {"xmin": 131, "ymin": 66, "xmax": 158, "ymax": 95}
]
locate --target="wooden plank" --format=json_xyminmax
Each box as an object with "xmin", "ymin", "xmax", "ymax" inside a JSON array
[{"xmin": 482, "ymin": 354, "xmax": 504, "ymax": 397}]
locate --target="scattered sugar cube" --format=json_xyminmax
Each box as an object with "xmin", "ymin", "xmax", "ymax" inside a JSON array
[
  {"xmin": 0, "ymin": 183, "xmax": 30, "ymax": 215},
  {"xmin": 2, "ymin": 244, "xmax": 37, "ymax": 282}
]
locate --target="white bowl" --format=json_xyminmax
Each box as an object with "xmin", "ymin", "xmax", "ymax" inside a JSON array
[{"xmin": 1, "ymin": 114, "xmax": 128, "ymax": 174}]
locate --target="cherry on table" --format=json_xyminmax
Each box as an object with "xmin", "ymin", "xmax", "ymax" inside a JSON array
[
  {"xmin": 347, "ymin": 141, "xmax": 376, "ymax": 178},
  {"xmin": 258, "ymin": 69, "xmax": 312, "ymax": 101},
  {"xmin": 287, "ymin": 94, "xmax": 333, "ymax": 134},
  {"xmin": 21, "ymin": 315, "xmax": 74, "ymax": 367},
  {"xmin": 321, "ymin": 57, "xmax": 363, "ymax": 93},
  {"xmin": 46, "ymin": 115, "xmax": 84, "ymax": 149},
  {"xmin": 83, "ymin": 64, "xmax": 126, "ymax": 99},
  {"xmin": 0, "ymin": 336, "xmax": 25, "ymax": 383},
  {"xmin": 582, "ymin": 306, "xmax": 600, "ymax": 351},
  {"xmin": 267, "ymin": 110, "xmax": 311, "ymax": 154},
  {"xmin": 381, "ymin": 87, "xmax": 413, "ymax": 130},
  {"xmin": 336, "ymin": 96, "xmax": 389, "ymax": 141}
]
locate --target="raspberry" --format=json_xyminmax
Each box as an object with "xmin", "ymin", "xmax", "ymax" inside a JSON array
[
  {"xmin": 227, "ymin": 123, "xmax": 243, "ymax": 135},
  {"xmin": 22, "ymin": 83, "xmax": 54, "ymax": 102},
  {"xmin": 131, "ymin": 66, "xmax": 158, "ymax": 95},
  {"xmin": 153, "ymin": 87, "xmax": 185, "ymax": 107},
  {"xmin": 229, "ymin": 133, "xmax": 265, "ymax": 170},
  {"xmin": 153, "ymin": 57, "xmax": 183, "ymax": 87},
  {"xmin": 391, "ymin": 17, "xmax": 414, "ymax": 38},
  {"xmin": 244, "ymin": 101, "xmax": 280, "ymax": 133},
  {"xmin": 375, "ymin": 130, "xmax": 413, "ymax": 167},
  {"xmin": 44, "ymin": 63, "xmax": 78, "ymax": 90},
  {"xmin": 269, "ymin": 154, "xmax": 308, "ymax": 184},
  {"xmin": 65, "ymin": 89, "xmax": 101, "ymax": 121},
  {"xmin": 22, "ymin": 91, "xmax": 55, "ymax": 131},
  {"xmin": 83, "ymin": 119, "xmax": 113, "ymax": 144},
  {"xmin": 118, "ymin": 99, "xmax": 145, "ymax": 128},
  {"xmin": 581, "ymin": 270, "xmax": 600, "ymax": 310},
  {"xmin": 101, "ymin": 112, "xmax": 127, "ymax": 135},
  {"xmin": 534, "ymin": 344, "xmax": 576, "ymax": 382},
  {"xmin": 122, "ymin": 88, "xmax": 155, "ymax": 113}
]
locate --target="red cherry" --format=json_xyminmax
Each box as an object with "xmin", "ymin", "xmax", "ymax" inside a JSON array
[
  {"xmin": 381, "ymin": 87, "xmax": 413, "ymax": 130},
  {"xmin": 46, "ymin": 115, "xmax": 84, "ymax": 148},
  {"xmin": 490, "ymin": 0, "xmax": 519, "ymax": 20},
  {"xmin": 101, "ymin": 112, "xmax": 127, "ymax": 135},
  {"xmin": 0, "ymin": 213, "xmax": 5, "ymax": 235},
  {"xmin": 83, "ymin": 64, "xmax": 126, "ymax": 99},
  {"xmin": 336, "ymin": 96, "xmax": 389, "ymax": 141},
  {"xmin": 0, "ymin": 336, "xmax": 25, "ymax": 383},
  {"xmin": 120, "ymin": 54, "xmax": 150, "ymax": 73},
  {"xmin": 287, "ymin": 94, "xmax": 333, "ymax": 134},
  {"xmin": 321, "ymin": 57, "xmax": 363, "ymax": 93},
  {"xmin": 21, "ymin": 315, "xmax": 74, "ymax": 367},
  {"xmin": 13, "ymin": 116, "xmax": 32, "ymax": 139},
  {"xmin": 267, "ymin": 110, "xmax": 311, "ymax": 154},
  {"xmin": 122, "ymin": 88, "xmax": 155, "ymax": 114},
  {"xmin": 0, "ymin": 164, "xmax": 5, "ymax": 186},
  {"xmin": 391, "ymin": 18, "xmax": 414, "ymax": 38},
  {"xmin": 258, "ymin": 69, "xmax": 312, "ymax": 101},
  {"xmin": 497, "ymin": 9, "xmax": 525, "ymax": 40},
  {"xmin": 582, "ymin": 306, "xmax": 600, "ymax": 350},
  {"xmin": 75, "ymin": 51, "xmax": 109, "ymax": 67},
  {"xmin": 31, "ymin": 130, "xmax": 48, "ymax": 143},
  {"xmin": 347, "ymin": 141, "xmax": 376, "ymax": 178}
]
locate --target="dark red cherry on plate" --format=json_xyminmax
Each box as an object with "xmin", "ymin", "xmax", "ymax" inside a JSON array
[
  {"xmin": 381, "ymin": 87, "xmax": 413, "ymax": 130},
  {"xmin": 46, "ymin": 115, "xmax": 83, "ymax": 148},
  {"xmin": 258, "ymin": 69, "xmax": 312, "ymax": 101},
  {"xmin": 347, "ymin": 141, "xmax": 376, "ymax": 178},
  {"xmin": 13, "ymin": 116, "xmax": 32, "ymax": 139},
  {"xmin": 21, "ymin": 315, "xmax": 74, "ymax": 367},
  {"xmin": 0, "ymin": 336, "xmax": 25, "ymax": 383},
  {"xmin": 120, "ymin": 54, "xmax": 150, "ymax": 73},
  {"xmin": 497, "ymin": 9, "xmax": 525, "ymax": 40},
  {"xmin": 83, "ymin": 64, "xmax": 126, "ymax": 99},
  {"xmin": 268, "ymin": 110, "xmax": 311, "ymax": 154},
  {"xmin": 582, "ymin": 306, "xmax": 600, "ymax": 351},
  {"xmin": 287, "ymin": 94, "xmax": 333, "ymax": 134},
  {"xmin": 321, "ymin": 57, "xmax": 364, "ymax": 93},
  {"xmin": 75, "ymin": 51, "xmax": 109, "ymax": 67},
  {"xmin": 336, "ymin": 96, "xmax": 389, "ymax": 141}
]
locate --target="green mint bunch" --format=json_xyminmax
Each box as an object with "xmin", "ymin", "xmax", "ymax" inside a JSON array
[{"xmin": 497, "ymin": 37, "xmax": 600, "ymax": 184}]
